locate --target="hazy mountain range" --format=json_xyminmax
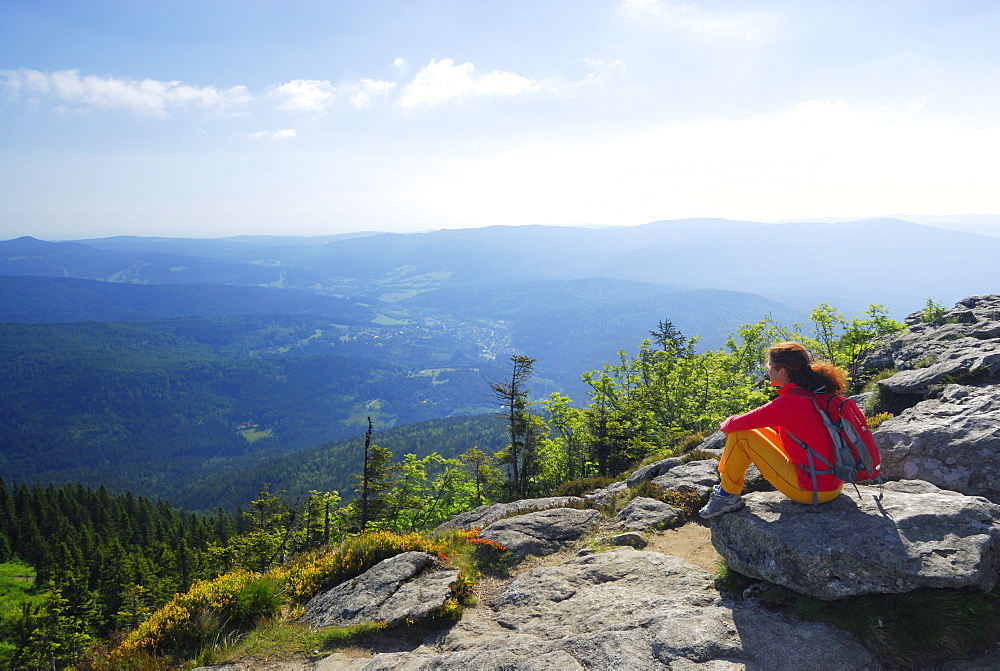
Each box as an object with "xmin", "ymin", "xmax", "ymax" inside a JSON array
[{"xmin": 6, "ymin": 217, "xmax": 996, "ymax": 315}]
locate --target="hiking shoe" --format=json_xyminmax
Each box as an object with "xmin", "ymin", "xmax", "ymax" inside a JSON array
[{"xmin": 699, "ymin": 485, "xmax": 745, "ymax": 519}]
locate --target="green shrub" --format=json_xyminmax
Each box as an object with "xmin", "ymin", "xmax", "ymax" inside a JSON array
[
  {"xmin": 627, "ymin": 481, "xmax": 703, "ymax": 516},
  {"xmin": 675, "ymin": 432, "xmax": 706, "ymax": 453},
  {"xmin": 276, "ymin": 531, "xmax": 448, "ymax": 602},
  {"xmin": 713, "ymin": 559, "xmax": 755, "ymax": 597},
  {"xmin": 861, "ymin": 369, "xmax": 898, "ymax": 394},
  {"xmin": 919, "ymin": 298, "xmax": 955, "ymax": 325},
  {"xmin": 680, "ymin": 449, "xmax": 717, "ymax": 464},
  {"xmin": 552, "ymin": 477, "xmax": 616, "ymax": 498}
]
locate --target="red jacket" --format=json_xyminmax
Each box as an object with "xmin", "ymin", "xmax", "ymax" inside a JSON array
[{"xmin": 720, "ymin": 383, "xmax": 840, "ymax": 491}]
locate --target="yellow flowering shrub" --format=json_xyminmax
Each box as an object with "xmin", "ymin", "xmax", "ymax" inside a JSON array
[
  {"xmin": 275, "ymin": 530, "xmax": 448, "ymax": 601},
  {"xmin": 106, "ymin": 570, "xmax": 282, "ymax": 664},
  {"xmin": 106, "ymin": 529, "xmax": 492, "ymax": 667}
]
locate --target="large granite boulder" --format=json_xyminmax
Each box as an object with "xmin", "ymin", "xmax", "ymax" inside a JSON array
[
  {"xmin": 433, "ymin": 497, "xmax": 586, "ymax": 533},
  {"xmin": 875, "ymin": 384, "xmax": 1000, "ymax": 501},
  {"xmin": 650, "ymin": 458, "xmax": 719, "ymax": 499},
  {"xmin": 298, "ymin": 552, "xmax": 460, "ymax": 629},
  {"xmin": 710, "ymin": 481, "xmax": 1000, "ymax": 600},
  {"xmin": 582, "ymin": 479, "xmax": 627, "ymax": 506},
  {"xmin": 362, "ymin": 548, "xmax": 880, "ymax": 669},
  {"xmin": 625, "ymin": 457, "xmax": 683, "ymax": 487},
  {"xmin": 480, "ymin": 507, "xmax": 604, "ymax": 560},
  {"xmin": 615, "ymin": 496, "xmax": 683, "ymax": 530}
]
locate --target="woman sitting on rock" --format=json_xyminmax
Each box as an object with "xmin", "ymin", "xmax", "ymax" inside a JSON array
[{"xmin": 699, "ymin": 341, "xmax": 846, "ymax": 519}]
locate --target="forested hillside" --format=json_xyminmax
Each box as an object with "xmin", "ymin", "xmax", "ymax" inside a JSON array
[
  {"xmin": 0, "ymin": 317, "xmax": 498, "ymax": 509},
  {"xmin": 171, "ymin": 414, "xmax": 506, "ymax": 512}
]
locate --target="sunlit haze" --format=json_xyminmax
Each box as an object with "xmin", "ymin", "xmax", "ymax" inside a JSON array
[{"xmin": 3, "ymin": 1, "xmax": 1000, "ymax": 239}]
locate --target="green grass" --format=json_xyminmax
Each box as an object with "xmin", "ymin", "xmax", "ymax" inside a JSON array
[
  {"xmin": 238, "ymin": 427, "xmax": 274, "ymax": 442},
  {"xmin": 193, "ymin": 618, "xmax": 389, "ymax": 667},
  {"xmin": 372, "ymin": 314, "xmax": 410, "ymax": 325},
  {"xmin": 0, "ymin": 561, "xmax": 40, "ymax": 619}
]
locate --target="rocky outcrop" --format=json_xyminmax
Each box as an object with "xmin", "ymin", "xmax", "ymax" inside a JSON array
[
  {"xmin": 362, "ymin": 548, "xmax": 880, "ymax": 669},
  {"xmin": 432, "ymin": 497, "xmax": 586, "ymax": 533},
  {"xmin": 479, "ymin": 507, "xmax": 603, "ymax": 560},
  {"xmin": 710, "ymin": 480, "xmax": 1000, "ymax": 600},
  {"xmin": 867, "ymin": 295, "xmax": 1000, "ymax": 396},
  {"xmin": 299, "ymin": 552, "xmax": 459, "ymax": 629},
  {"xmin": 867, "ymin": 295, "xmax": 1000, "ymax": 501}
]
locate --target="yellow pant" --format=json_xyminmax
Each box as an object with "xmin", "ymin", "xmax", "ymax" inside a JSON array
[{"xmin": 718, "ymin": 428, "xmax": 842, "ymax": 505}]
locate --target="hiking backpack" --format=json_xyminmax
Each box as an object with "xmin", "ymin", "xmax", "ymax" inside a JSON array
[{"xmin": 787, "ymin": 388, "xmax": 882, "ymax": 505}]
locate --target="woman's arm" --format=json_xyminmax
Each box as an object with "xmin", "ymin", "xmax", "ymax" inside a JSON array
[{"xmin": 720, "ymin": 395, "xmax": 796, "ymax": 433}]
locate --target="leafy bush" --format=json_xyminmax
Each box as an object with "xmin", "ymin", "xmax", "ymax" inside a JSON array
[
  {"xmin": 675, "ymin": 432, "xmax": 706, "ymax": 453},
  {"xmin": 919, "ymin": 297, "xmax": 955, "ymax": 325}
]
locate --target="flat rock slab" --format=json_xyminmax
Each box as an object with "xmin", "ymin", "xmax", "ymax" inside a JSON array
[
  {"xmin": 433, "ymin": 496, "xmax": 586, "ymax": 533},
  {"xmin": 480, "ymin": 507, "xmax": 604, "ymax": 560},
  {"xmin": 299, "ymin": 551, "xmax": 459, "ymax": 628},
  {"xmin": 362, "ymin": 548, "xmax": 879, "ymax": 669},
  {"xmin": 711, "ymin": 480, "xmax": 1000, "ymax": 600}
]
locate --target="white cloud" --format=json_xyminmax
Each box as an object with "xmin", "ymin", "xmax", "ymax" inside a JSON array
[
  {"xmin": 393, "ymin": 57, "xmax": 407, "ymax": 70},
  {"xmin": 1, "ymin": 68, "xmax": 251, "ymax": 117},
  {"xmin": 269, "ymin": 79, "xmax": 335, "ymax": 112},
  {"xmin": 269, "ymin": 77, "xmax": 395, "ymax": 111},
  {"xmin": 252, "ymin": 128, "xmax": 296, "ymax": 140},
  {"xmin": 348, "ymin": 78, "xmax": 396, "ymax": 108},
  {"xmin": 401, "ymin": 101, "xmax": 1000, "ymax": 227},
  {"xmin": 396, "ymin": 58, "xmax": 539, "ymax": 107}
]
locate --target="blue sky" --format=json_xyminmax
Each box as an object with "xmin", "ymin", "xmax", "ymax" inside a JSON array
[{"xmin": 2, "ymin": 1, "xmax": 1000, "ymax": 239}]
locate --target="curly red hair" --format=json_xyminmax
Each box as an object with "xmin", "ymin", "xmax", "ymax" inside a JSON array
[{"xmin": 768, "ymin": 341, "xmax": 847, "ymax": 394}]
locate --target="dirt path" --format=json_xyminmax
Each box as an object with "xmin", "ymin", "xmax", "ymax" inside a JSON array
[{"xmin": 642, "ymin": 520, "xmax": 720, "ymax": 571}]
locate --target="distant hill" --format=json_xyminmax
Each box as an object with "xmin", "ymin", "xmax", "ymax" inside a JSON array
[
  {"xmin": 0, "ymin": 236, "xmax": 328, "ymax": 290},
  {"xmin": 408, "ymin": 279, "xmax": 797, "ymax": 392},
  {"xmin": 602, "ymin": 219, "xmax": 1000, "ymax": 315},
  {"xmin": 0, "ymin": 275, "xmax": 373, "ymax": 323}
]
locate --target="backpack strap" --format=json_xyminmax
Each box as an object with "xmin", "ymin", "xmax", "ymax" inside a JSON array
[{"xmin": 785, "ymin": 430, "xmax": 835, "ymax": 507}]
